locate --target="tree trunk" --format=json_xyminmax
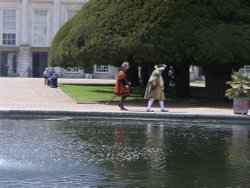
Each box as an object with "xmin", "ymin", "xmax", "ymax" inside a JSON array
[
  {"xmin": 204, "ymin": 64, "xmax": 232, "ymax": 100},
  {"xmin": 173, "ymin": 64, "xmax": 190, "ymax": 97},
  {"xmin": 162, "ymin": 65, "xmax": 171, "ymax": 94},
  {"xmin": 141, "ymin": 65, "xmax": 154, "ymax": 87},
  {"xmin": 127, "ymin": 66, "xmax": 139, "ymax": 86}
]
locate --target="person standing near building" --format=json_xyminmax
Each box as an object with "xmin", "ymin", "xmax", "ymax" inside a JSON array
[
  {"xmin": 27, "ymin": 66, "xmax": 32, "ymax": 77},
  {"xmin": 114, "ymin": 62, "xmax": 131, "ymax": 111},
  {"xmin": 43, "ymin": 67, "xmax": 49, "ymax": 85},
  {"xmin": 144, "ymin": 64, "xmax": 168, "ymax": 112}
]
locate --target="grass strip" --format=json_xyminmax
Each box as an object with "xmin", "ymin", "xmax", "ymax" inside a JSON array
[{"xmin": 60, "ymin": 83, "xmax": 144, "ymax": 103}]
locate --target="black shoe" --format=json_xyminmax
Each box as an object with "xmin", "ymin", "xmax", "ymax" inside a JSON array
[{"xmin": 121, "ymin": 107, "xmax": 128, "ymax": 111}]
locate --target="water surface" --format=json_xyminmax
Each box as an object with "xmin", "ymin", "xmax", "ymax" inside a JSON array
[{"xmin": 0, "ymin": 118, "xmax": 249, "ymax": 187}]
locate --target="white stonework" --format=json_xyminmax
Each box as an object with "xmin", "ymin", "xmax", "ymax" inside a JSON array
[
  {"xmin": 18, "ymin": 45, "xmax": 31, "ymax": 77},
  {"xmin": 0, "ymin": 0, "xmax": 95, "ymax": 78}
]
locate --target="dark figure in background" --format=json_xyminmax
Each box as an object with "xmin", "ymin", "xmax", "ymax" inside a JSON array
[
  {"xmin": 48, "ymin": 68, "xmax": 58, "ymax": 88},
  {"xmin": 47, "ymin": 68, "xmax": 55, "ymax": 86},
  {"xmin": 44, "ymin": 68, "xmax": 58, "ymax": 88},
  {"xmin": 27, "ymin": 66, "xmax": 32, "ymax": 77},
  {"xmin": 50, "ymin": 71, "xmax": 58, "ymax": 88},
  {"xmin": 114, "ymin": 62, "xmax": 131, "ymax": 111},
  {"xmin": 162, "ymin": 65, "xmax": 175, "ymax": 94}
]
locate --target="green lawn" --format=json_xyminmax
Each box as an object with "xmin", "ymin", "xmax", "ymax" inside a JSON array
[
  {"xmin": 59, "ymin": 82, "xmax": 232, "ymax": 109},
  {"xmin": 60, "ymin": 84, "xmax": 144, "ymax": 102}
]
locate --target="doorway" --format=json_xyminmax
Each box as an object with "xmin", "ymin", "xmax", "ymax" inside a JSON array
[
  {"xmin": 0, "ymin": 51, "xmax": 17, "ymax": 77},
  {"xmin": 32, "ymin": 52, "xmax": 48, "ymax": 77}
]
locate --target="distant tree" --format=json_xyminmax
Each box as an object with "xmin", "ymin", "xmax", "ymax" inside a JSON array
[{"xmin": 164, "ymin": 0, "xmax": 250, "ymax": 99}]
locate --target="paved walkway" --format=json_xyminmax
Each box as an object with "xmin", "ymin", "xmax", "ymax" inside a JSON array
[
  {"xmin": 0, "ymin": 77, "xmax": 240, "ymax": 117},
  {"xmin": 0, "ymin": 77, "xmax": 233, "ymax": 115}
]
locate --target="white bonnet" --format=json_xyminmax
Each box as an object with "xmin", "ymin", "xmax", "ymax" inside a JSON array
[{"xmin": 121, "ymin": 61, "xmax": 129, "ymax": 67}]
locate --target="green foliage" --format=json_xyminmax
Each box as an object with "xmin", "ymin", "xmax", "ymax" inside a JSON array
[
  {"xmin": 225, "ymin": 72, "xmax": 250, "ymax": 99},
  {"xmin": 165, "ymin": 0, "xmax": 250, "ymax": 66},
  {"xmin": 193, "ymin": 24, "xmax": 250, "ymax": 66},
  {"xmin": 49, "ymin": 25, "xmax": 67, "ymax": 66},
  {"xmin": 49, "ymin": 0, "xmax": 169, "ymax": 67},
  {"xmin": 49, "ymin": 0, "xmax": 250, "ymax": 69}
]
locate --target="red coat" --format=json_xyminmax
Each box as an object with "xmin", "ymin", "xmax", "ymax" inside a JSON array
[{"xmin": 114, "ymin": 69, "xmax": 130, "ymax": 96}]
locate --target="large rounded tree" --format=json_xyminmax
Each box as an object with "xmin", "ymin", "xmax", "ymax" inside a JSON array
[
  {"xmin": 49, "ymin": 0, "xmax": 174, "ymax": 86},
  {"xmin": 49, "ymin": 0, "xmax": 250, "ymax": 100},
  {"xmin": 49, "ymin": 0, "xmax": 169, "ymax": 66}
]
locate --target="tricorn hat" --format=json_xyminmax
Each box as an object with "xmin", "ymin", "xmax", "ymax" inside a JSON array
[{"xmin": 154, "ymin": 64, "xmax": 166, "ymax": 70}]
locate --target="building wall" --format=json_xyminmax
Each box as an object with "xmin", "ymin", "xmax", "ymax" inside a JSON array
[
  {"xmin": 0, "ymin": 0, "xmax": 104, "ymax": 78},
  {"xmin": 93, "ymin": 64, "xmax": 118, "ymax": 79},
  {"xmin": 239, "ymin": 65, "xmax": 250, "ymax": 75}
]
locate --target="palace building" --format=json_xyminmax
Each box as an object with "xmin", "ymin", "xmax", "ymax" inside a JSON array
[
  {"xmin": 0, "ymin": 0, "xmax": 89, "ymax": 78},
  {"xmin": 0, "ymin": 0, "xmax": 118, "ymax": 79}
]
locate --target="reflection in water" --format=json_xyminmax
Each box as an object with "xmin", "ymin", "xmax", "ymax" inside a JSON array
[
  {"xmin": 228, "ymin": 127, "xmax": 250, "ymax": 185},
  {"xmin": 0, "ymin": 119, "xmax": 249, "ymax": 187},
  {"xmin": 146, "ymin": 123, "xmax": 165, "ymax": 170}
]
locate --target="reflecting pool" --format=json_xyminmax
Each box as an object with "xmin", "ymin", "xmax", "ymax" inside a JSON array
[{"xmin": 0, "ymin": 118, "xmax": 249, "ymax": 187}]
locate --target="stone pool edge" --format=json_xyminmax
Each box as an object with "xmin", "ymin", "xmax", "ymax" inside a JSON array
[{"xmin": 0, "ymin": 110, "xmax": 249, "ymax": 123}]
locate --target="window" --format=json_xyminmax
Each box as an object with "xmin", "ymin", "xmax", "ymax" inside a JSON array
[
  {"xmin": 239, "ymin": 66, "xmax": 250, "ymax": 74},
  {"xmin": 65, "ymin": 67, "xmax": 80, "ymax": 73},
  {"xmin": 67, "ymin": 10, "xmax": 78, "ymax": 20},
  {"xmin": 96, "ymin": 65, "xmax": 109, "ymax": 73},
  {"xmin": 2, "ymin": 9, "xmax": 16, "ymax": 45},
  {"xmin": 34, "ymin": 10, "xmax": 47, "ymax": 46}
]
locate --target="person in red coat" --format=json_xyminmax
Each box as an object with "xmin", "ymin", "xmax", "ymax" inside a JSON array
[{"xmin": 114, "ymin": 62, "xmax": 131, "ymax": 111}]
